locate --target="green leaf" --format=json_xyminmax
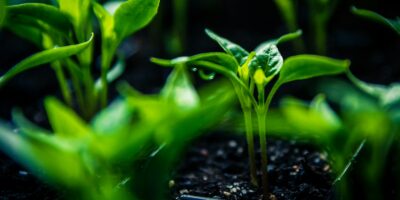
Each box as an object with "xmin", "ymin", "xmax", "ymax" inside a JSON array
[
  {"xmin": 6, "ymin": 23, "xmax": 43, "ymax": 48},
  {"xmin": 151, "ymin": 52, "xmax": 239, "ymax": 72},
  {"xmin": 254, "ymin": 30, "xmax": 302, "ymax": 52},
  {"xmin": 346, "ymin": 71, "xmax": 387, "ymax": 98},
  {"xmin": 277, "ymin": 55, "xmax": 350, "ymax": 85},
  {"xmin": 0, "ymin": 0, "xmax": 6, "ymax": 27},
  {"xmin": 0, "ymin": 33, "xmax": 93, "ymax": 87},
  {"xmin": 310, "ymin": 94, "xmax": 342, "ymax": 129},
  {"xmin": 45, "ymin": 97, "xmax": 90, "ymax": 139},
  {"xmin": 114, "ymin": 0, "xmax": 160, "ymax": 40},
  {"xmin": 6, "ymin": 3, "xmax": 73, "ymax": 34},
  {"xmin": 91, "ymin": 99, "xmax": 133, "ymax": 135},
  {"xmin": 249, "ymin": 44, "xmax": 283, "ymax": 80},
  {"xmin": 352, "ymin": 6, "xmax": 400, "ymax": 35},
  {"xmin": 205, "ymin": 29, "xmax": 249, "ymax": 64},
  {"xmin": 161, "ymin": 66, "xmax": 200, "ymax": 110},
  {"xmin": 0, "ymin": 123, "xmax": 87, "ymax": 188}
]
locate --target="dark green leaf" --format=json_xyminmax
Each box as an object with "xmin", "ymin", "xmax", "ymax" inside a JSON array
[
  {"xmin": 6, "ymin": 3, "xmax": 72, "ymax": 34},
  {"xmin": 0, "ymin": 0, "xmax": 6, "ymax": 27},
  {"xmin": 6, "ymin": 23, "xmax": 43, "ymax": 47},
  {"xmin": 352, "ymin": 6, "xmax": 400, "ymax": 35},
  {"xmin": 114, "ymin": 0, "xmax": 160, "ymax": 40},
  {"xmin": 0, "ymin": 33, "xmax": 93, "ymax": 87},
  {"xmin": 277, "ymin": 55, "xmax": 350, "ymax": 85},
  {"xmin": 249, "ymin": 44, "xmax": 283, "ymax": 80},
  {"xmin": 205, "ymin": 29, "xmax": 249, "ymax": 64}
]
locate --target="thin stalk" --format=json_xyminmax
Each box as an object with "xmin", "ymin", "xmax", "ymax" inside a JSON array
[
  {"xmin": 65, "ymin": 59, "xmax": 86, "ymax": 118},
  {"xmin": 257, "ymin": 110, "xmax": 268, "ymax": 197},
  {"xmin": 333, "ymin": 139, "xmax": 366, "ymax": 185},
  {"xmin": 233, "ymin": 83, "xmax": 258, "ymax": 186},
  {"xmin": 259, "ymin": 82, "xmax": 280, "ymax": 198},
  {"xmin": 53, "ymin": 62, "xmax": 72, "ymax": 107}
]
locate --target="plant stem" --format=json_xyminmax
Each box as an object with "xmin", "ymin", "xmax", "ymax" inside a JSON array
[
  {"xmin": 257, "ymin": 110, "xmax": 268, "ymax": 198},
  {"xmin": 259, "ymin": 82, "xmax": 280, "ymax": 198},
  {"xmin": 233, "ymin": 84, "xmax": 258, "ymax": 186},
  {"xmin": 65, "ymin": 59, "xmax": 86, "ymax": 117},
  {"xmin": 53, "ymin": 62, "xmax": 72, "ymax": 107}
]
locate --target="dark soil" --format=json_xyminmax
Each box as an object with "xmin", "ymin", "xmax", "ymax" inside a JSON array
[{"xmin": 171, "ymin": 134, "xmax": 333, "ymax": 200}]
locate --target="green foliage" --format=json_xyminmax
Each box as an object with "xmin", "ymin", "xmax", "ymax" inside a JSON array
[
  {"xmin": 352, "ymin": 6, "xmax": 400, "ymax": 35},
  {"xmin": 1, "ymin": 0, "xmax": 160, "ymax": 119},
  {"xmin": 0, "ymin": 34, "xmax": 93, "ymax": 86},
  {"xmin": 0, "ymin": 0, "xmax": 6, "ymax": 27},
  {"xmin": 152, "ymin": 29, "xmax": 349, "ymax": 195},
  {"xmin": 0, "ymin": 67, "xmax": 234, "ymax": 200}
]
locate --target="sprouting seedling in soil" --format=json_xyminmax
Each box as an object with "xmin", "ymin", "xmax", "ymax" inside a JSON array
[
  {"xmin": 151, "ymin": 29, "xmax": 350, "ymax": 198},
  {"xmin": 274, "ymin": 0, "xmax": 339, "ymax": 54},
  {"xmin": 351, "ymin": 6, "xmax": 400, "ymax": 36},
  {"xmin": 0, "ymin": 66, "xmax": 234, "ymax": 200},
  {"xmin": 0, "ymin": 0, "xmax": 160, "ymax": 119}
]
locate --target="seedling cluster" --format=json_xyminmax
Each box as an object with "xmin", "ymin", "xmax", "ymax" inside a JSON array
[{"xmin": 0, "ymin": 1, "xmax": 398, "ymax": 200}]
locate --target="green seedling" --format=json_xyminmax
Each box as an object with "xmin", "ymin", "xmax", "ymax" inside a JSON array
[
  {"xmin": 0, "ymin": 0, "xmax": 160, "ymax": 119},
  {"xmin": 274, "ymin": 0, "xmax": 339, "ymax": 54},
  {"xmin": 151, "ymin": 29, "xmax": 349, "ymax": 198},
  {"xmin": 0, "ymin": 66, "xmax": 234, "ymax": 200},
  {"xmin": 320, "ymin": 76, "xmax": 399, "ymax": 200},
  {"xmin": 352, "ymin": 6, "xmax": 400, "ymax": 35}
]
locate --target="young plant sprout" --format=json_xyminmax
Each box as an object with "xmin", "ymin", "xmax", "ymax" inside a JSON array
[
  {"xmin": 0, "ymin": 66, "xmax": 234, "ymax": 200},
  {"xmin": 152, "ymin": 29, "xmax": 350, "ymax": 198},
  {"xmin": 0, "ymin": 0, "xmax": 160, "ymax": 119},
  {"xmin": 351, "ymin": 6, "xmax": 400, "ymax": 35}
]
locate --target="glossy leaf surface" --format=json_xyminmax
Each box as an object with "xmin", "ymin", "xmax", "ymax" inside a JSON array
[
  {"xmin": 0, "ymin": 34, "xmax": 93, "ymax": 87},
  {"xmin": 114, "ymin": 0, "xmax": 160, "ymax": 40},
  {"xmin": 277, "ymin": 55, "xmax": 350, "ymax": 85}
]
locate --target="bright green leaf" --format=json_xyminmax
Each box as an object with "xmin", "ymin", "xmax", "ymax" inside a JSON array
[
  {"xmin": 45, "ymin": 97, "xmax": 90, "ymax": 138},
  {"xmin": 114, "ymin": 0, "xmax": 160, "ymax": 40},
  {"xmin": 0, "ymin": 33, "xmax": 93, "ymax": 87},
  {"xmin": 352, "ymin": 6, "xmax": 400, "ymax": 35},
  {"xmin": 91, "ymin": 99, "xmax": 133, "ymax": 135},
  {"xmin": 205, "ymin": 29, "xmax": 249, "ymax": 64},
  {"xmin": 277, "ymin": 55, "xmax": 350, "ymax": 85},
  {"xmin": 161, "ymin": 66, "xmax": 200, "ymax": 110}
]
